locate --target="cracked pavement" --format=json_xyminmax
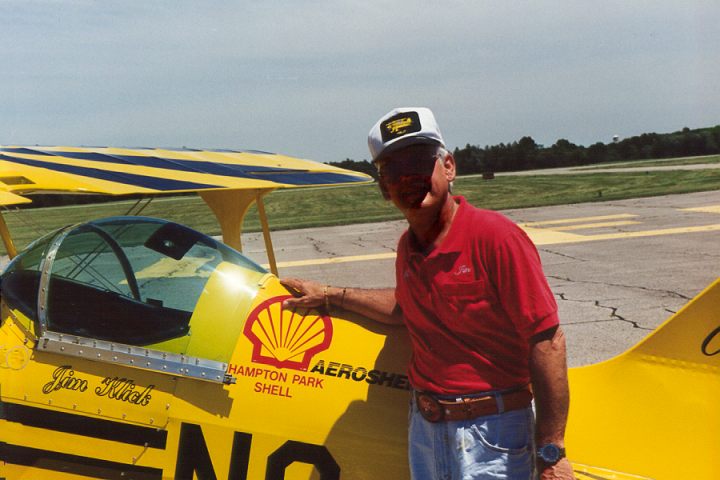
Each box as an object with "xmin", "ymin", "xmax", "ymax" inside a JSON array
[
  {"xmin": 243, "ymin": 191, "xmax": 720, "ymax": 367},
  {"xmin": 503, "ymin": 192, "xmax": 720, "ymax": 365}
]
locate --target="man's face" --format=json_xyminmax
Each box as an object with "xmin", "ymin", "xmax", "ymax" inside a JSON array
[{"xmin": 376, "ymin": 144, "xmax": 442, "ymax": 210}]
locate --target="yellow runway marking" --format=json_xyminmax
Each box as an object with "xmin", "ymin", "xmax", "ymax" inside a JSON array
[
  {"xmin": 546, "ymin": 220, "xmax": 641, "ymax": 231},
  {"xmin": 520, "ymin": 227, "xmax": 586, "ymax": 245},
  {"xmin": 519, "ymin": 214, "xmax": 637, "ymax": 227},
  {"xmin": 681, "ymin": 205, "xmax": 720, "ymax": 214},
  {"xmin": 268, "ymin": 252, "xmax": 397, "ymax": 269},
  {"xmin": 530, "ymin": 223, "xmax": 720, "ymax": 245}
]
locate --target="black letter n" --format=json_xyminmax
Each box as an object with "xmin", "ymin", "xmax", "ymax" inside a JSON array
[{"xmin": 175, "ymin": 423, "xmax": 217, "ymax": 480}]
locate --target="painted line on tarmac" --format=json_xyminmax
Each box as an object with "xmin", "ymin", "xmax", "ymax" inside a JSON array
[
  {"xmin": 267, "ymin": 222, "xmax": 720, "ymax": 269},
  {"xmin": 681, "ymin": 205, "xmax": 720, "ymax": 214},
  {"xmin": 539, "ymin": 220, "xmax": 641, "ymax": 231},
  {"xmin": 269, "ymin": 252, "xmax": 397, "ymax": 269},
  {"xmin": 519, "ymin": 213, "xmax": 637, "ymax": 226},
  {"xmin": 529, "ymin": 223, "xmax": 720, "ymax": 245}
]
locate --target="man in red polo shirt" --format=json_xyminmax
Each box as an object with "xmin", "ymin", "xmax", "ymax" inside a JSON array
[{"xmin": 282, "ymin": 107, "xmax": 573, "ymax": 480}]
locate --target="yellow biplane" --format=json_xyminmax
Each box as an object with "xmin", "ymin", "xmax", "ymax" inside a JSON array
[{"xmin": 0, "ymin": 146, "xmax": 717, "ymax": 480}]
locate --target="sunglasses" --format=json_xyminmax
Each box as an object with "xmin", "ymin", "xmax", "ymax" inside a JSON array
[{"xmin": 377, "ymin": 154, "xmax": 440, "ymax": 200}]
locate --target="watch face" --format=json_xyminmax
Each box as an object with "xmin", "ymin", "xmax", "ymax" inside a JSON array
[{"xmin": 539, "ymin": 444, "xmax": 561, "ymax": 462}]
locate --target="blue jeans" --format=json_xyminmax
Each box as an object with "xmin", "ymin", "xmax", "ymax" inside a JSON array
[{"xmin": 409, "ymin": 395, "xmax": 535, "ymax": 480}]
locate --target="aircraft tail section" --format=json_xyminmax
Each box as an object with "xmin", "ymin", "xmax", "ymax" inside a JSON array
[
  {"xmin": 629, "ymin": 276, "xmax": 720, "ymax": 363},
  {"xmin": 566, "ymin": 277, "xmax": 720, "ymax": 480}
]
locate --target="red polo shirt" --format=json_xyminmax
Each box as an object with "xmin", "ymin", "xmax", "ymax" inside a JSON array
[{"xmin": 395, "ymin": 196, "xmax": 559, "ymax": 394}]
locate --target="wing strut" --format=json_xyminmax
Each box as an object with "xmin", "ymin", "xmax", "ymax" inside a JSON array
[
  {"xmin": 199, "ymin": 188, "xmax": 279, "ymax": 276},
  {"xmin": 256, "ymin": 192, "xmax": 278, "ymax": 276},
  {"xmin": 0, "ymin": 211, "xmax": 17, "ymax": 258}
]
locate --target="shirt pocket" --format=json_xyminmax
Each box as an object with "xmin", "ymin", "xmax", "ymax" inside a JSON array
[
  {"xmin": 441, "ymin": 280, "xmax": 485, "ymax": 296},
  {"xmin": 434, "ymin": 279, "xmax": 496, "ymax": 331}
]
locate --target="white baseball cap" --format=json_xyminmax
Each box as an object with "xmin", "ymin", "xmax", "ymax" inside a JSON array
[{"xmin": 368, "ymin": 107, "xmax": 445, "ymax": 162}]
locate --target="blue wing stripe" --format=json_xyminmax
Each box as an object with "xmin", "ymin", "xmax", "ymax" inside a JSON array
[
  {"xmin": 251, "ymin": 171, "xmax": 368, "ymax": 185},
  {"xmin": 0, "ymin": 154, "xmax": 219, "ymax": 191},
  {"xmin": 42, "ymin": 151, "xmax": 301, "ymax": 176},
  {"xmin": 0, "ymin": 147, "xmax": 54, "ymax": 156}
]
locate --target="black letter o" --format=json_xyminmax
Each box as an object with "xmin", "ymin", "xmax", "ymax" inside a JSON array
[
  {"xmin": 266, "ymin": 441, "xmax": 339, "ymax": 480},
  {"xmin": 701, "ymin": 326, "xmax": 720, "ymax": 356}
]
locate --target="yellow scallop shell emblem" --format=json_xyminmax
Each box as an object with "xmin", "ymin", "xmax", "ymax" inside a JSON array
[{"xmin": 243, "ymin": 296, "xmax": 333, "ymax": 371}]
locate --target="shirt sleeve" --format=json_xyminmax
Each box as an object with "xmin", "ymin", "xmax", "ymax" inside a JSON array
[{"xmin": 484, "ymin": 226, "xmax": 559, "ymax": 341}]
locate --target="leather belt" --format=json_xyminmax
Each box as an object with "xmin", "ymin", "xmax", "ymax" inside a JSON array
[{"xmin": 415, "ymin": 386, "xmax": 533, "ymax": 423}]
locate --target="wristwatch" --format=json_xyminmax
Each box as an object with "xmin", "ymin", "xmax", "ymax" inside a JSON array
[{"xmin": 536, "ymin": 443, "xmax": 566, "ymax": 465}]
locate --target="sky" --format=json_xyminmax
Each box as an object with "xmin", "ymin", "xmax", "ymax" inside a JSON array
[{"xmin": 1, "ymin": 0, "xmax": 718, "ymax": 164}]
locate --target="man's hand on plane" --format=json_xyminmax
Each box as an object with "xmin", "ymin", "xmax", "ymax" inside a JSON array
[
  {"xmin": 539, "ymin": 458, "xmax": 576, "ymax": 480},
  {"xmin": 280, "ymin": 278, "xmax": 325, "ymax": 309}
]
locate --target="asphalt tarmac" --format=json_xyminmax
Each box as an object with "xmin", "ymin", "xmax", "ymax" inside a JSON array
[{"xmin": 241, "ymin": 190, "xmax": 720, "ymax": 367}]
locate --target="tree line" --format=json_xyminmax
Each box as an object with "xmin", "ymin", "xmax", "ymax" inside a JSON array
[
  {"xmin": 10, "ymin": 124, "xmax": 720, "ymax": 209},
  {"xmin": 331, "ymin": 125, "xmax": 720, "ymax": 178}
]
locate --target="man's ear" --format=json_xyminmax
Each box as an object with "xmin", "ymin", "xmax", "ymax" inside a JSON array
[{"xmin": 443, "ymin": 153, "xmax": 456, "ymax": 182}]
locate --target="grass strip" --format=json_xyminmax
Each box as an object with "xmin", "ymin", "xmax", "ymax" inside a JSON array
[{"xmin": 575, "ymin": 154, "xmax": 720, "ymax": 170}]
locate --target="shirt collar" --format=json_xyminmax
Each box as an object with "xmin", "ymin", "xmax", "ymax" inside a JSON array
[{"xmin": 406, "ymin": 196, "xmax": 467, "ymax": 259}]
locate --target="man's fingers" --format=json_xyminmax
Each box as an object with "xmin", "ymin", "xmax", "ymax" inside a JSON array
[
  {"xmin": 280, "ymin": 278, "xmax": 302, "ymax": 291},
  {"xmin": 283, "ymin": 296, "xmax": 303, "ymax": 308},
  {"xmin": 279, "ymin": 278, "xmax": 325, "ymax": 309},
  {"xmin": 539, "ymin": 459, "xmax": 576, "ymax": 480},
  {"xmin": 283, "ymin": 295, "xmax": 321, "ymax": 309},
  {"xmin": 280, "ymin": 278, "xmax": 310, "ymax": 298}
]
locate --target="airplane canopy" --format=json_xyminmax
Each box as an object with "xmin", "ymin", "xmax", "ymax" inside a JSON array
[{"xmin": 1, "ymin": 216, "xmax": 271, "ymax": 382}]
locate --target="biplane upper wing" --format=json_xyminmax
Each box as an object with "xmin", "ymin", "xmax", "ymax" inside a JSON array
[
  {"xmin": 0, "ymin": 145, "xmax": 372, "ymax": 197},
  {"xmin": 0, "ymin": 145, "xmax": 374, "ymax": 270}
]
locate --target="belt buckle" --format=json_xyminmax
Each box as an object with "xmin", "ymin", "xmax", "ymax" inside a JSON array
[{"xmin": 416, "ymin": 392, "xmax": 444, "ymax": 422}]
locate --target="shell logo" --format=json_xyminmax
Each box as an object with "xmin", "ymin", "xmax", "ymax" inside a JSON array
[{"xmin": 243, "ymin": 296, "xmax": 333, "ymax": 371}]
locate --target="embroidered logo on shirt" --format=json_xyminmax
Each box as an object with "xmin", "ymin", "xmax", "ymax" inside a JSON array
[{"xmin": 454, "ymin": 265, "xmax": 471, "ymax": 276}]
